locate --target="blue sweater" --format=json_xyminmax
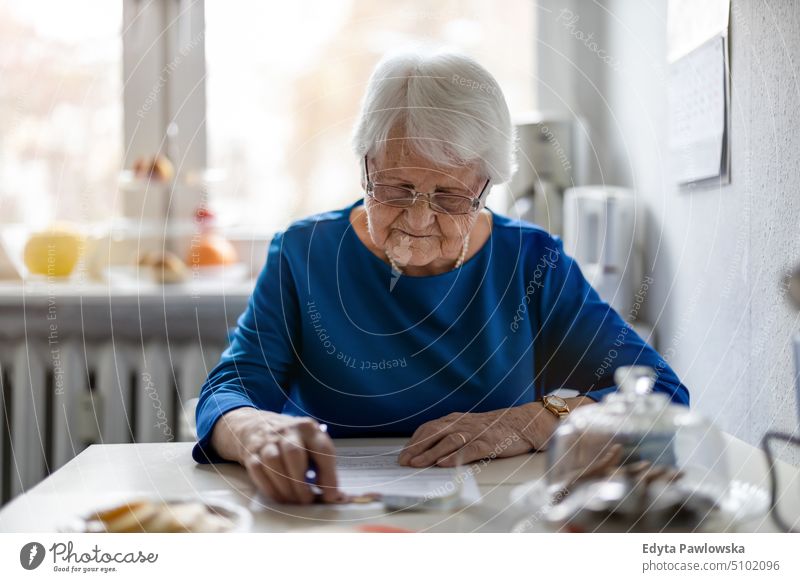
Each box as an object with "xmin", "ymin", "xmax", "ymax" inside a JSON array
[{"xmin": 193, "ymin": 199, "xmax": 689, "ymax": 463}]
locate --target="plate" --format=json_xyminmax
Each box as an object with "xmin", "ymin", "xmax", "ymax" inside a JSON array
[
  {"xmin": 60, "ymin": 496, "xmax": 253, "ymax": 533},
  {"xmin": 104, "ymin": 263, "xmax": 249, "ymax": 287}
]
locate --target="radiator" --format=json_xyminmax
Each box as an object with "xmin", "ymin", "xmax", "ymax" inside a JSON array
[{"xmin": 0, "ymin": 339, "xmax": 224, "ymax": 506}]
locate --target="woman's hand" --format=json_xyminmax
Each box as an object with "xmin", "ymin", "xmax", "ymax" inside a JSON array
[
  {"xmin": 398, "ymin": 397, "xmax": 594, "ymax": 468},
  {"xmin": 211, "ymin": 407, "xmax": 343, "ymax": 505}
]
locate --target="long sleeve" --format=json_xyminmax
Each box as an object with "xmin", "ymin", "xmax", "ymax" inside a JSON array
[
  {"xmin": 192, "ymin": 231, "xmax": 301, "ymax": 464},
  {"xmin": 533, "ymin": 236, "xmax": 689, "ymax": 405}
]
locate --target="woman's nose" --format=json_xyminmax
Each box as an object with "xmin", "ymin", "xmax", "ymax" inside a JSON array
[{"xmin": 404, "ymin": 197, "xmax": 437, "ymax": 228}]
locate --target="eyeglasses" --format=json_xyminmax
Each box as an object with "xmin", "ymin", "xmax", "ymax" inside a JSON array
[{"xmin": 363, "ymin": 156, "xmax": 490, "ymax": 215}]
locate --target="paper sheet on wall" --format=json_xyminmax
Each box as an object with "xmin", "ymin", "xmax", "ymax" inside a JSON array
[
  {"xmin": 668, "ymin": 34, "xmax": 729, "ymax": 186},
  {"xmin": 667, "ymin": 0, "xmax": 730, "ymax": 63}
]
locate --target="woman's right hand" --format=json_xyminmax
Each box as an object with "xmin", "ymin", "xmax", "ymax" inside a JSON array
[{"xmin": 211, "ymin": 407, "xmax": 343, "ymax": 505}]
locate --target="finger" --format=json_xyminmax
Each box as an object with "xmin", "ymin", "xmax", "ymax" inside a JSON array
[
  {"xmin": 398, "ymin": 424, "xmax": 438, "ymax": 464},
  {"xmin": 409, "ymin": 432, "xmax": 467, "ymax": 467},
  {"xmin": 243, "ymin": 452, "xmax": 285, "ymax": 504},
  {"xmin": 399, "ymin": 422, "xmax": 449, "ymax": 465},
  {"xmin": 277, "ymin": 434, "xmax": 315, "ymax": 504},
  {"xmin": 304, "ymin": 430, "xmax": 342, "ymax": 503},
  {"xmin": 625, "ymin": 460, "xmax": 652, "ymax": 476},
  {"xmin": 258, "ymin": 442, "xmax": 295, "ymax": 503},
  {"xmin": 436, "ymin": 440, "xmax": 489, "ymax": 467}
]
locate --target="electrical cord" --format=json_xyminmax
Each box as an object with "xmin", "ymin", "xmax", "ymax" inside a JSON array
[{"xmin": 761, "ymin": 431, "xmax": 800, "ymax": 533}]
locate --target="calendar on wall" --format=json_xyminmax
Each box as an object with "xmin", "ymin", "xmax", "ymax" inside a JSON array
[
  {"xmin": 667, "ymin": 0, "xmax": 731, "ymax": 188},
  {"xmin": 668, "ymin": 34, "xmax": 730, "ymax": 187}
]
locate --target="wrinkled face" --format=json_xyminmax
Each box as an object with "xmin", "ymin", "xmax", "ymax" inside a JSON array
[{"xmin": 364, "ymin": 139, "xmax": 487, "ymax": 272}]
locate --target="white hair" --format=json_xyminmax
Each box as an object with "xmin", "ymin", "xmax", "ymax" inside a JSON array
[{"xmin": 352, "ymin": 50, "xmax": 517, "ymax": 184}]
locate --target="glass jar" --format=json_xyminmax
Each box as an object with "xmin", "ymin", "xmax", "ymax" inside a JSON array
[{"xmin": 541, "ymin": 366, "xmax": 731, "ymax": 531}]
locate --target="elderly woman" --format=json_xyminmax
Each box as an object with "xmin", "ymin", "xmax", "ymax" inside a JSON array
[{"xmin": 193, "ymin": 51, "xmax": 689, "ymax": 504}]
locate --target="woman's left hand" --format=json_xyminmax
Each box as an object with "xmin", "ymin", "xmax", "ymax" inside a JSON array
[{"xmin": 397, "ymin": 398, "xmax": 592, "ymax": 468}]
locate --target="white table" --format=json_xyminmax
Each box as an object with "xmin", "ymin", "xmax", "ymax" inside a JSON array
[{"xmin": 1, "ymin": 436, "xmax": 798, "ymax": 533}]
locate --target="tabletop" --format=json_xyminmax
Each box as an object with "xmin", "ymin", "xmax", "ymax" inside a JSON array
[{"xmin": 1, "ymin": 435, "xmax": 798, "ymax": 533}]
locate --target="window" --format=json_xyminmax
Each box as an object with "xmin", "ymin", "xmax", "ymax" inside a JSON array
[
  {"xmin": 0, "ymin": 0, "xmax": 123, "ymax": 227},
  {"xmin": 1, "ymin": 1, "xmax": 535, "ymax": 233},
  {"xmin": 204, "ymin": 0, "xmax": 535, "ymax": 231}
]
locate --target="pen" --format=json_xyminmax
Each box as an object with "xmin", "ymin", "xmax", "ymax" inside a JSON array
[{"xmin": 304, "ymin": 423, "xmax": 327, "ymax": 488}]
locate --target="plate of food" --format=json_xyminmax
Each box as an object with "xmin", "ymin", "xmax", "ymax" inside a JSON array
[{"xmin": 60, "ymin": 497, "xmax": 252, "ymax": 533}]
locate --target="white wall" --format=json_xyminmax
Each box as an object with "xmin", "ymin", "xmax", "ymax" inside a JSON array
[{"xmin": 536, "ymin": 0, "xmax": 800, "ymax": 463}]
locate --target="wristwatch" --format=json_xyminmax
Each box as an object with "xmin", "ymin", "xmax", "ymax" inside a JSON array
[{"xmin": 541, "ymin": 394, "xmax": 570, "ymax": 419}]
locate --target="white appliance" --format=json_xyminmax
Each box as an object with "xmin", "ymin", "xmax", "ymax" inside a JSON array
[
  {"xmin": 563, "ymin": 186, "xmax": 637, "ymax": 316},
  {"xmin": 504, "ymin": 112, "xmax": 589, "ymax": 236}
]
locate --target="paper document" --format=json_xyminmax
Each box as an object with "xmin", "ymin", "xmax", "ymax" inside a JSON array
[
  {"xmin": 252, "ymin": 444, "xmax": 481, "ymax": 508},
  {"xmin": 335, "ymin": 445, "xmax": 478, "ymax": 500},
  {"xmin": 668, "ymin": 34, "xmax": 729, "ymax": 185}
]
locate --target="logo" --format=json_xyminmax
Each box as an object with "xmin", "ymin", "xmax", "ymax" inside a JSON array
[
  {"xmin": 386, "ymin": 236, "xmax": 412, "ymax": 292},
  {"xmin": 20, "ymin": 542, "xmax": 46, "ymax": 570},
  {"xmin": 389, "ymin": 264, "xmax": 402, "ymax": 292}
]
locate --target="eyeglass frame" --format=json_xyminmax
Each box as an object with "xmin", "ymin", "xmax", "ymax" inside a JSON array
[{"xmin": 363, "ymin": 155, "xmax": 491, "ymax": 215}]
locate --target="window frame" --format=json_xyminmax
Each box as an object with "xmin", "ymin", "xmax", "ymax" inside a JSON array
[
  {"xmin": 122, "ymin": 0, "xmax": 208, "ymax": 224},
  {"xmin": 120, "ymin": 0, "xmax": 537, "ymax": 227}
]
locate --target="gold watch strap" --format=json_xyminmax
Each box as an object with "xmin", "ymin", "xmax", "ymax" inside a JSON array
[{"xmin": 543, "ymin": 395, "xmax": 570, "ymax": 419}]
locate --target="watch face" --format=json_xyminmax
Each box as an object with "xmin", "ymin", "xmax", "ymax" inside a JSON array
[{"xmin": 546, "ymin": 395, "xmax": 567, "ymax": 408}]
